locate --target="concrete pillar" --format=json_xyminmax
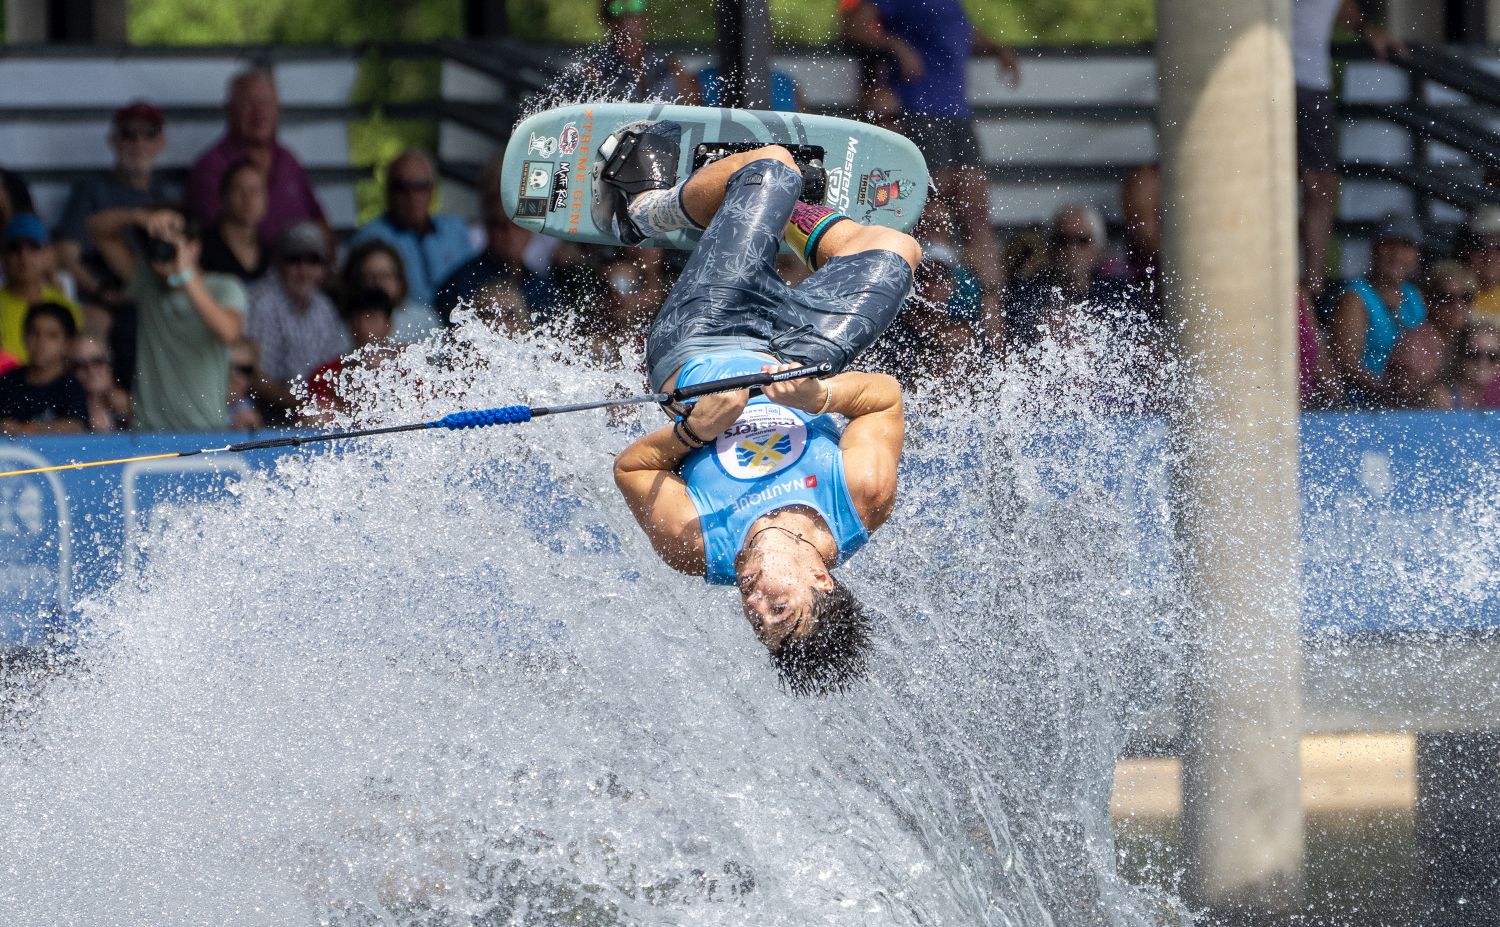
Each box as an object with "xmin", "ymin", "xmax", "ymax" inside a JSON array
[{"xmin": 1156, "ymin": 0, "xmax": 1306, "ymax": 920}]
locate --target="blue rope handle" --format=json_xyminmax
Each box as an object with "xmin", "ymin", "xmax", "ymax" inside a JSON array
[{"xmin": 434, "ymin": 405, "xmax": 533, "ymax": 430}]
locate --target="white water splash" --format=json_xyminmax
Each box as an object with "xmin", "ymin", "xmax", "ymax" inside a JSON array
[{"xmin": 0, "ymin": 309, "xmax": 1189, "ymax": 926}]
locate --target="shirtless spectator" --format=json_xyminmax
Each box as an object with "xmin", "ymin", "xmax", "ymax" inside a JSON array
[
  {"xmin": 88, "ymin": 204, "xmax": 248, "ymax": 431},
  {"xmin": 187, "ymin": 68, "xmax": 327, "ymax": 246},
  {"xmin": 245, "ymin": 222, "xmax": 348, "ymax": 420},
  {"xmin": 55, "ymin": 102, "xmax": 177, "ymax": 312},
  {"xmin": 839, "ymin": 0, "xmax": 1017, "ymax": 315}
]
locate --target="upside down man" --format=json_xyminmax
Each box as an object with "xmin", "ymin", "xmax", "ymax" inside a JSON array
[{"xmin": 600, "ymin": 123, "xmax": 920, "ymax": 694}]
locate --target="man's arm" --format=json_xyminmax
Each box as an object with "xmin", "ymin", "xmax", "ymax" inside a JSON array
[
  {"xmin": 85, "ymin": 207, "xmax": 149, "ymax": 285},
  {"xmin": 972, "ymin": 32, "xmax": 1022, "ymax": 88},
  {"xmin": 613, "ymin": 388, "xmax": 749, "ymax": 574},
  {"xmin": 761, "ymin": 366, "xmax": 903, "ymax": 531}
]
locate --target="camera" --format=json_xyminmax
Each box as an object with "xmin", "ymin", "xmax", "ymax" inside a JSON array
[{"xmin": 145, "ymin": 236, "xmax": 178, "ymax": 264}]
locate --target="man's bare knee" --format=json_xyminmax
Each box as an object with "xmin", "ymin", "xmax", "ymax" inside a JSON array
[{"xmin": 749, "ymin": 145, "xmax": 799, "ymax": 172}]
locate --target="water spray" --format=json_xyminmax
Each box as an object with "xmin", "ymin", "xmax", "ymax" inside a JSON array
[{"xmin": 0, "ymin": 361, "xmax": 832, "ymax": 480}]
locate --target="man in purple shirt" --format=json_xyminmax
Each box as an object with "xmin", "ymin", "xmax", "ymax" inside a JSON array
[
  {"xmin": 840, "ymin": 0, "xmax": 1016, "ymax": 323},
  {"xmin": 187, "ymin": 68, "xmax": 328, "ymax": 247}
]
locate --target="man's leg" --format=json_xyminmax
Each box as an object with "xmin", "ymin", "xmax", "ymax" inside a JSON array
[
  {"xmin": 642, "ymin": 147, "xmax": 806, "ymax": 388},
  {"xmin": 679, "ymin": 145, "xmax": 800, "ymax": 228},
  {"xmin": 763, "ymin": 218, "xmax": 920, "ymax": 373},
  {"xmin": 811, "ymin": 217, "xmax": 921, "ymax": 272}
]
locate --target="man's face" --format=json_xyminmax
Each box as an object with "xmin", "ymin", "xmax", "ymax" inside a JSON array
[
  {"xmin": 278, "ymin": 253, "xmax": 326, "ymax": 303},
  {"xmin": 388, "ymin": 157, "xmax": 435, "ymax": 230},
  {"xmin": 737, "ymin": 547, "xmax": 833, "ymax": 652},
  {"xmin": 3, "ymin": 239, "xmax": 48, "ymax": 287},
  {"xmin": 228, "ymin": 75, "xmax": 279, "ymax": 145},
  {"xmin": 110, "ymin": 120, "xmax": 165, "ymax": 175}
]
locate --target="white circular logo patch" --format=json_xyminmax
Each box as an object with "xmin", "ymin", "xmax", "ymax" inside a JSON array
[{"xmin": 715, "ymin": 404, "xmax": 808, "ymax": 481}]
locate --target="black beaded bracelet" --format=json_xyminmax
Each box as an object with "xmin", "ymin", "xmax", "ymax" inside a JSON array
[
  {"xmin": 679, "ymin": 417, "xmax": 709, "ymax": 447},
  {"xmin": 673, "ymin": 420, "xmax": 704, "ymax": 450}
]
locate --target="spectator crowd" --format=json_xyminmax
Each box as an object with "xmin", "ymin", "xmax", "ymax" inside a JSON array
[{"xmin": 2, "ymin": 0, "xmax": 1498, "ymax": 437}]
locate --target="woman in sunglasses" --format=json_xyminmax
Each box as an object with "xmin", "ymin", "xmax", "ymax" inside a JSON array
[
  {"xmin": 1448, "ymin": 321, "xmax": 1500, "ymax": 410},
  {"xmin": 1382, "ymin": 261, "xmax": 1477, "ymax": 408},
  {"xmin": 70, "ymin": 335, "xmax": 131, "ymax": 432}
]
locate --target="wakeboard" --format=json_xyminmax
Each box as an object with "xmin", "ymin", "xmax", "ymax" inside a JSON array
[{"xmin": 502, "ymin": 102, "xmax": 929, "ymax": 250}]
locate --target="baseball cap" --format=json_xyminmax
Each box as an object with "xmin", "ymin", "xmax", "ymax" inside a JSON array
[
  {"xmin": 113, "ymin": 100, "xmax": 165, "ymax": 131},
  {"xmin": 1469, "ymin": 205, "xmax": 1500, "ymax": 238},
  {"xmin": 274, "ymin": 222, "xmax": 325, "ymax": 260},
  {"xmin": 1374, "ymin": 213, "xmax": 1422, "ymax": 245},
  {"xmin": 4, "ymin": 213, "xmax": 49, "ymax": 246}
]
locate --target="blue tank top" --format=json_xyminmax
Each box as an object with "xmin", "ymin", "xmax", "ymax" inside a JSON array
[
  {"xmin": 676, "ymin": 351, "xmax": 869, "ymax": 586},
  {"xmin": 1347, "ymin": 278, "xmax": 1426, "ymax": 377}
]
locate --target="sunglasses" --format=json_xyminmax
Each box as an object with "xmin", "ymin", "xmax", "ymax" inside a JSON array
[
  {"xmin": 4, "ymin": 240, "xmax": 42, "ymax": 254},
  {"xmin": 607, "ymin": 0, "xmax": 647, "ymax": 16},
  {"xmin": 390, "ymin": 177, "xmax": 434, "ymax": 193},
  {"xmin": 1054, "ymin": 231, "xmax": 1094, "ymax": 246},
  {"xmin": 1465, "ymin": 348, "xmax": 1500, "ymax": 364},
  {"xmin": 116, "ymin": 127, "xmax": 160, "ymax": 142},
  {"xmin": 232, "ymin": 363, "xmax": 257, "ymax": 376}
]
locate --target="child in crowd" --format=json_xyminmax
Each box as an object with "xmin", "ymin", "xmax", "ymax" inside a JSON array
[
  {"xmin": 1453, "ymin": 321, "xmax": 1500, "ymax": 409},
  {"xmin": 71, "ymin": 335, "xmax": 130, "ymax": 432},
  {"xmin": 0, "ymin": 302, "xmax": 88, "ymax": 434},
  {"xmin": 305, "ymin": 287, "xmax": 398, "ymax": 419}
]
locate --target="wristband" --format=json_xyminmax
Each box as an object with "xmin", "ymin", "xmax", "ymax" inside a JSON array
[
  {"xmin": 166, "ymin": 268, "xmax": 196, "ymax": 289},
  {"xmin": 815, "ymin": 381, "xmax": 834, "ymax": 416},
  {"xmin": 673, "ymin": 420, "xmax": 704, "ymax": 450},
  {"xmin": 679, "ymin": 416, "xmax": 709, "ymax": 447}
]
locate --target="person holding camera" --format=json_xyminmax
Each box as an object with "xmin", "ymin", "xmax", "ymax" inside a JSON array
[{"xmin": 87, "ymin": 204, "xmax": 248, "ymax": 431}]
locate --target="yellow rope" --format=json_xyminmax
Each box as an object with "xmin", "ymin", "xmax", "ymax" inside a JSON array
[{"xmin": 0, "ymin": 452, "xmax": 184, "ymax": 479}]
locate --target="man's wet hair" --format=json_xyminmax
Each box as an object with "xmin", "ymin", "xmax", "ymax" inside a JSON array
[{"xmin": 769, "ymin": 578, "xmax": 871, "ymax": 696}]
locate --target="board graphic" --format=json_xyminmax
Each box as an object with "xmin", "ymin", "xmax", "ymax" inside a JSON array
[{"xmin": 502, "ymin": 103, "xmax": 929, "ymax": 250}]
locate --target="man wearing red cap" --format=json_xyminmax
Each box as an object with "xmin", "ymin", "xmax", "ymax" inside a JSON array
[{"xmin": 55, "ymin": 100, "xmax": 178, "ymax": 307}]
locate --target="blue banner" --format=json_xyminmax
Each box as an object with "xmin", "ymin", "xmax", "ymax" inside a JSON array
[{"xmin": 1, "ymin": 413, "xmax": 1497, "ymax": 646}]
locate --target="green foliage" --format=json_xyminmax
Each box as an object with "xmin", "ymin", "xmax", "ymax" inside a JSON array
[{"xmin": 130, "ymin": 0, "xmax": 462, "ymax": 45}]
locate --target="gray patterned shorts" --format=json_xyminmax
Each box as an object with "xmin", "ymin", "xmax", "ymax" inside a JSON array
[{"xmin": 645, "ymin": 160, "xmax": 914, "ymax": 390}]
